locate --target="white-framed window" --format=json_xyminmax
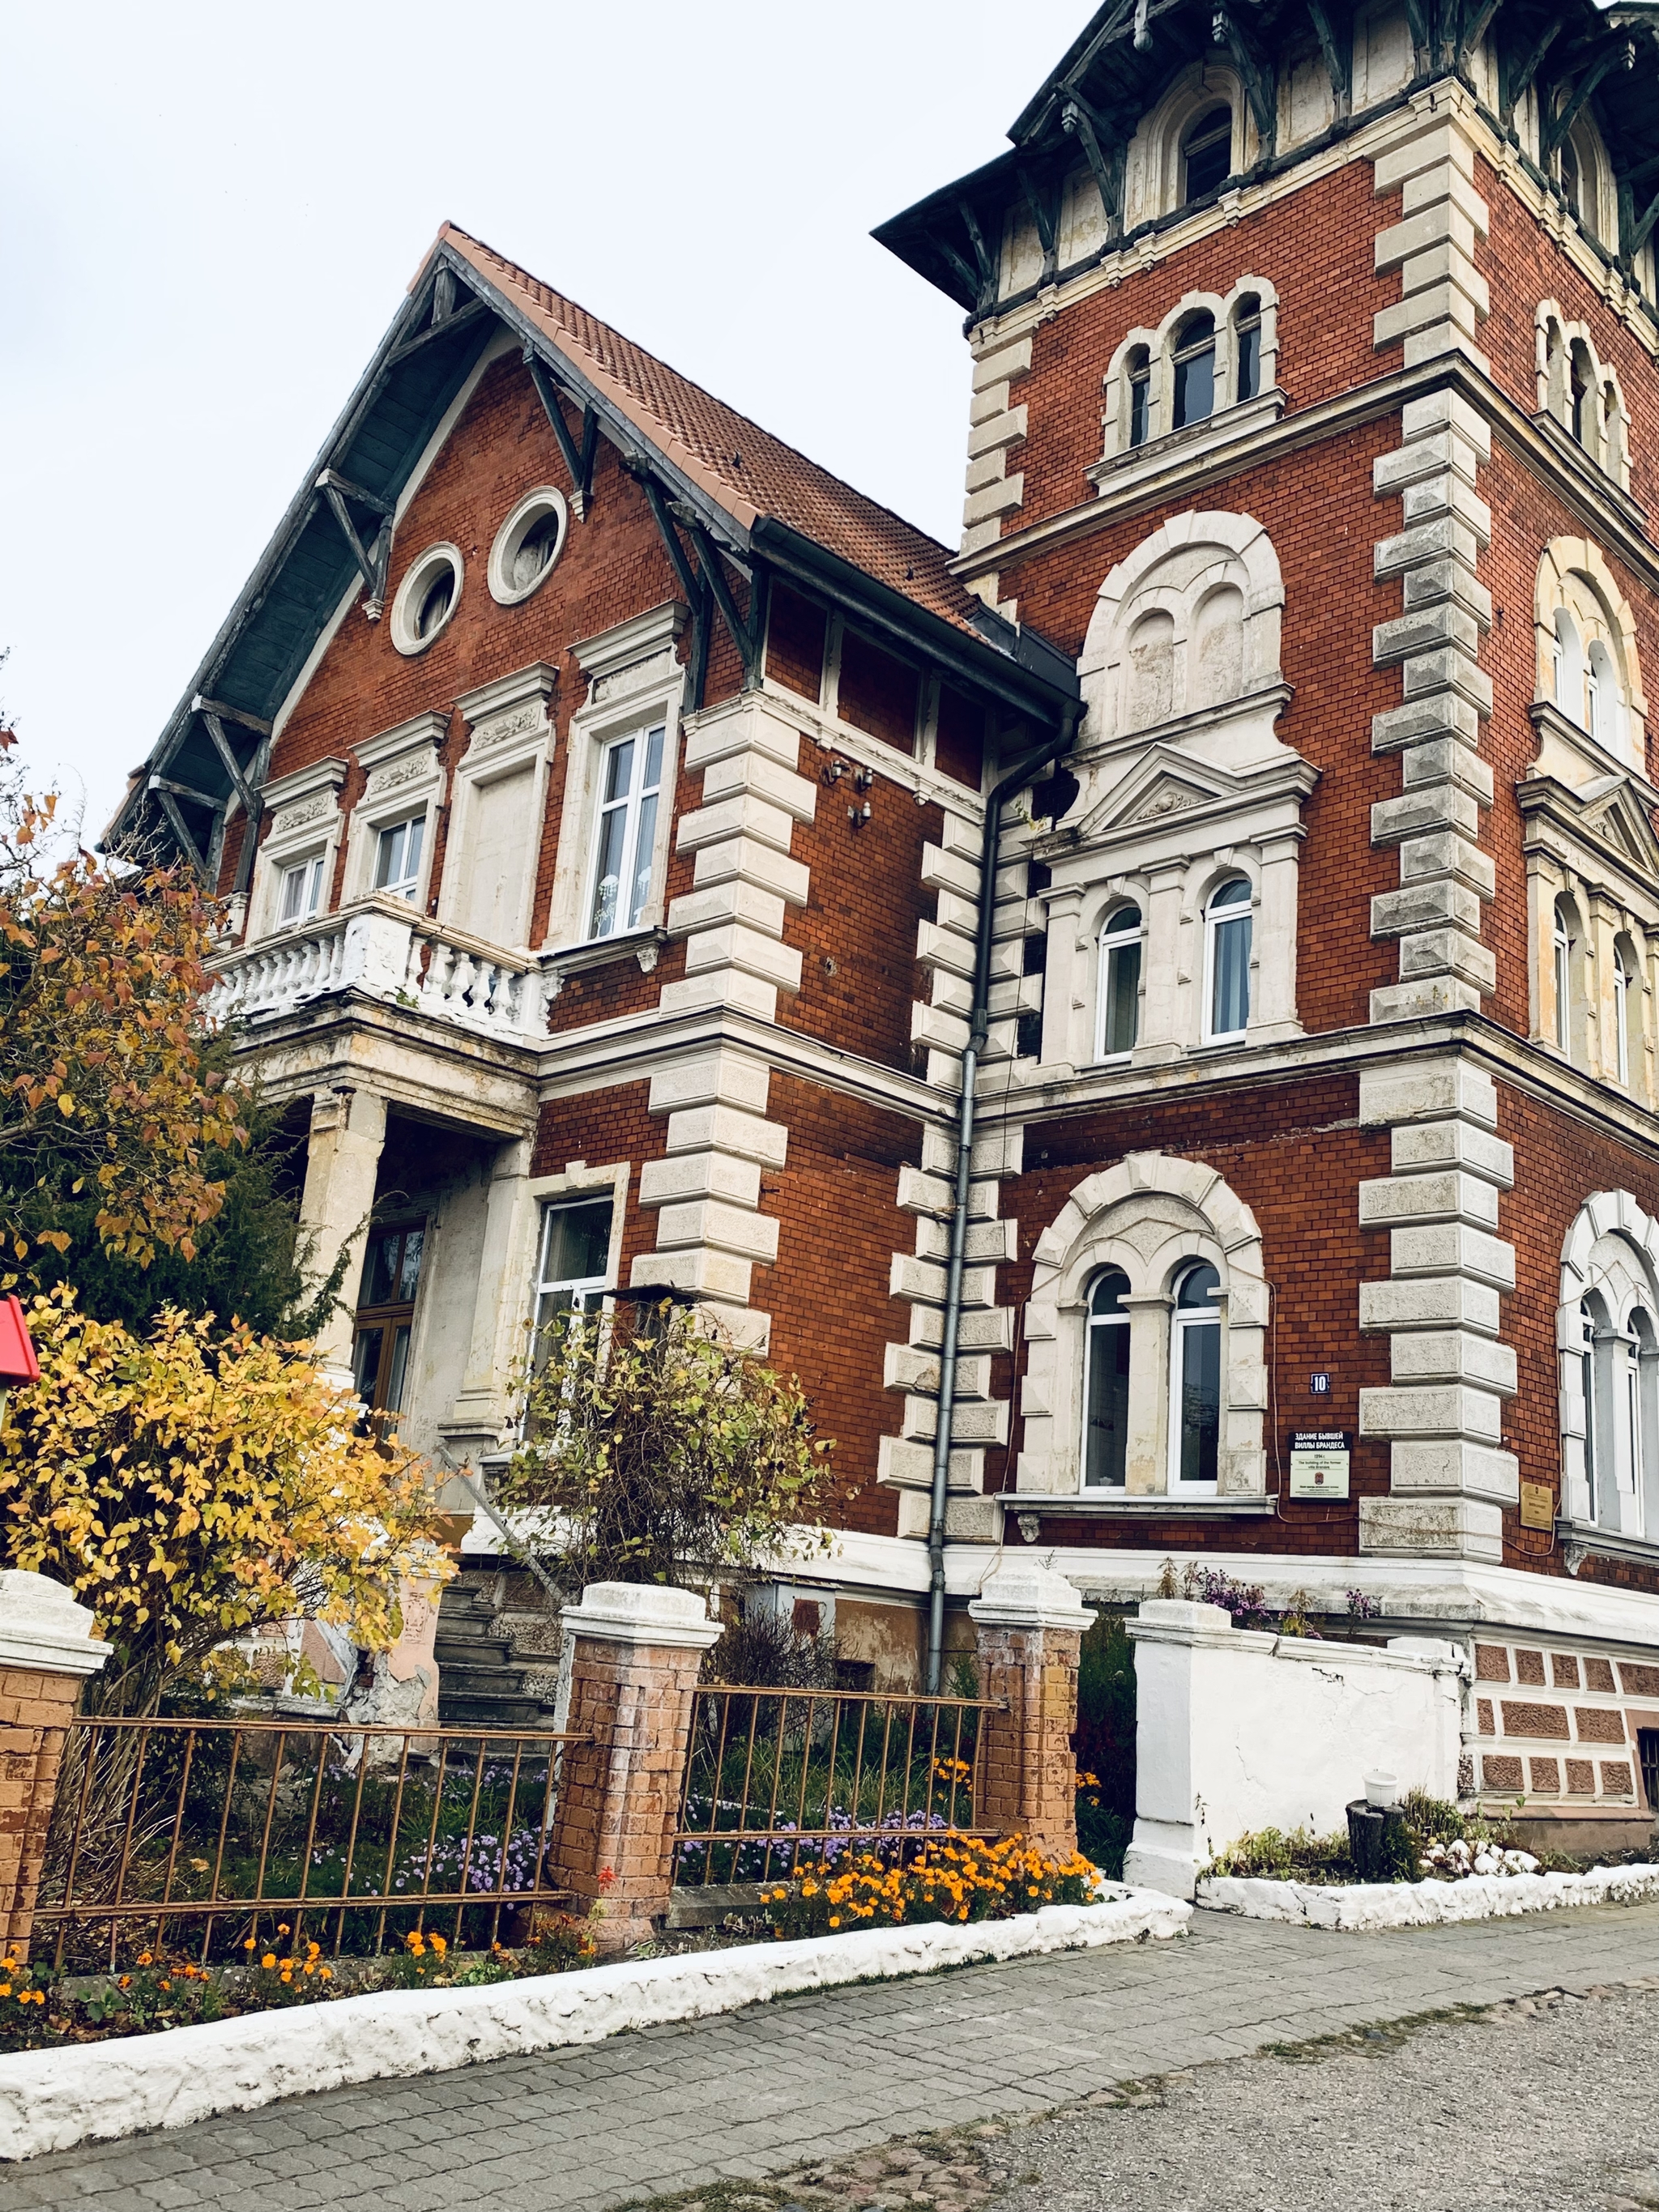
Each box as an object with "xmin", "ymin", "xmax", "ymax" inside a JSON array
[
  {"xmin": 1233, "ymin": 294, "xmax": 1262, "ymax": 403},
  {"xmin": 1097, "ymin": 904, "xmax": 1143, "ymax": 1059},
  {"xmin": 1614, "ymin": 942, "xmax": 1634, "ymax": 1086},
  {"xmin": 1580, "ymin": 1297, "xmax": 1601, "ymax": 1521},
  {"xmin": 1171, "ymin": 311, "xmax": 1216, "ymax": 430},
  {"xmin": 1180, "ymin": 104, "xmax": 1232, "ymax": 201},
  {"xmin": 488, "ymin": 488, "xmax": 569, "ymax": 607},
  {"xmin": 278, "ymin": 853, "xmax": 326, "ymax": 926},
  {"xmin": 1169, "ymin": 1262, "xmax": 1222, "ymax": 1489},
  {"xmin": 1127, "ymin": 346, "xmax": 1153, "ymax": 449},
  {"xmin": 389, "ymin": 544, "xmax": 463, "ymax": 658},
  {"xmin": 1205, "ymin": 878, "xmax": 1252, "ymax": 1042},
  {"xmin": 531, "ymin": 1195, "xmax": 616, "ymax": 1369},
  {"xmin": 586, "ymin": 722, "xmax": 665, "ymax": 940},
  {"xmin": 374, "ymin": 815, "xmax": 426, "ymax": 901},
  {"xmin": 1082, "ymin": 1268, "xmax": 1132, "ymax": 1488},
  {"xmin": 1553, "ymin": 897, "xmax": 1576, "ymax": 1055}
]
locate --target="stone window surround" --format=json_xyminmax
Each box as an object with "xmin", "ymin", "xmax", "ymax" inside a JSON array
[
  {"xmin": 1095, "ymin": 277, "xmax": 1282, "ymax": 467},
  {"xmin": 1533, "ymin": 536, "xmax": 1647, "ymax": 774},
  {"xmin": 544, "ymin": 603, "xmax": 689, "ymax": 957},
  {"xmin": 1017, "ymin": 1152, "xmax": 1269, "ymax": 1503},
  {"xmin": 245, "ymin": 756, "xmax": 348, "ymax": 944},
  {"xmin": 487, "ymin": 487, "xmax": 569, "ymax": 608},
  {"xmin": 1126, "ymin": 62, "xmax": 1255, "ymax": 232},
  {"xmin": 1558, "ymin": 1191, "xmax": 1659, "ymax": 1552},
  {"xmin": 1520, "ymin": 745, "xmax": 1659, "ymax": 1109},
  {"xmin": 342, "ymin": 713, "xmax": 450, "ymax": 914},
  {"xmin": 437, "ymin": 663, "xmax": 558, "ymax": 953},
  {"xmin": 1533, "ymin": 302, "xmax": 1632, "ymax": 492},
  {"xmin": 441, "ymin": 1154, "xmax": 632, "ymax": 1457},
  {"xmin": 388, "ymin": 543, "xmax": 464, "ymax": 659}
]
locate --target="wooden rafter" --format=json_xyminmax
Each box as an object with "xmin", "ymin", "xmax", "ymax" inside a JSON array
[
  {"xmin": 1541, "ymin": 40, "xmax": 1635, "ymax": 156},
  {"xmin": 524, "ymin": 351, "xmax": 600, "ymax": 518}
]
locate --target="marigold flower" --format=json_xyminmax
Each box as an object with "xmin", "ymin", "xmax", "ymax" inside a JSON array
[{"xmin": 261, "ymin": 1954, "xmax": 276, "ymax": 1970}]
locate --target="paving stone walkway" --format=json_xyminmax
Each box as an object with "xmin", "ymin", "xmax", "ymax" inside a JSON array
[{"xmin": 7, "ymin": 1901, "xmax": 1659, "ymax": 2210}]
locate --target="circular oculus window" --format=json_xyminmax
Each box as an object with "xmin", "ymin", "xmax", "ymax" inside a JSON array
[
  {"xmin": 390, "ymin": 543, "xmax": 464, "ymax": 656},
  {"xmin": 488, "ymin": 487, "xmax": 569, "ymax": 607}
]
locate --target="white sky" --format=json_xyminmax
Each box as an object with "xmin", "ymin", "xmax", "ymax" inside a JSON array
[{"xmin": 2, "ymin": 0, "xmax": 1086, "ymax": 842}]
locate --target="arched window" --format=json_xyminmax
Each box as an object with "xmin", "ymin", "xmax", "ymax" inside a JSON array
[
  {"xmin": 1233, "ymin": 293, "xmax": 1262, "ymax": 403},
  {"xmin": 1580, "ymin": 1298, "xmax": 1601, "ymax": 1522},
  {"xmin": 1614, "ymin": 942, "xmax": 1633, "ymax": 1086},
  {"xmin": 1630, "ymin": 1308, "xmax": 1656, "ymax": 1539},
  {"xmin": 1171, "ymin": 1262, "xmax": 1222, "ymax": 1486},
  {"xmin": 1171, "ymin": 312, "xmax": 1217, "ymax": 429},
  {"xmin": 1083, "ymin": 1269, "xmax": 1132, "ymax": 1488},
  {"xmin": 1205, "ymin": 878, "xmax": 1252, "ymax": 1042},
  {"xmin": 1554, "ymin": 897, "xmax": 1577, "ymax": 1055},
  {"xmin": 1589, "ymin": 639, "xmax": 1619, "ymax": 751},
  {"xmin": 1181, "ymin": 105, "xmax": 1232, "ymax": 201},
  {"xmin": 1098, "ymin": 905, "xmax": 1143, "ymax": 1059},
  {"xmin": 1192, "ymin": 583, "xmax": 1245, "ymax": 707},
  {"xmin": 1554, "ymin": 607, "xmax": 1585, "ymax": 721},
  {"xmin": 1570, "ymin": 341, "xmax": 1593, "ymax": 446},
  {"xmin": 1127, "ymin": 345, "xmax": 1153, "ymax": 449}
]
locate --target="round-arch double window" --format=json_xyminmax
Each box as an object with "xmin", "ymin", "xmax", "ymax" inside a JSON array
[
  {"xmin": 489, "ymin": 487, "xmax": 569, "ymax": 607},
  {"xmin": 390, "ymin": 543, "xmax": 463, "ymax": 657}
]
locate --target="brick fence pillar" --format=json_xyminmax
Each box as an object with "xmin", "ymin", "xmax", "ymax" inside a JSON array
[
  {"xmin": 546, "ymin": 1582, "xmax": 723, "ymax": 1952},
  {"xmin": 0, "ymin": 1571, "xmax": 111, "ymax": 1959},
  {"xmin": 969, "ymin": 1558, "xmax": 1094, "ymax": 1860}
]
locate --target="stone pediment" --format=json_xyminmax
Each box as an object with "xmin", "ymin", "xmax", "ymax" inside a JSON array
[
  {"xmin": 1521, "ymin": 764, "xmax": 1659, "ymax": 885},
  {"xmin": 1060, "ymin": 743, "xmax": 1315, "ymax": 851}
]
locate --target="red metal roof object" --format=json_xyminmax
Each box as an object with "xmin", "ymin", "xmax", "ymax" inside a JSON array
[{"xmin": 0, "ymin": 1295, "xmax": 40, "ymax": 1385}]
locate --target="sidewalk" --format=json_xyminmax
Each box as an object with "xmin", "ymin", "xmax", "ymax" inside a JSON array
[{"xmin": 7, "ymin": 1901, "xmax": 1659, "ymax": 2210}]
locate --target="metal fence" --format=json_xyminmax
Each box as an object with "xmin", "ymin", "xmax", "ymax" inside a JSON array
[
  {"xmin": 37, "ymin": 1716, "xmax": 586, "ymax": 1969},
  {"xmin": 673, "ymin": 1685, "xmax": 1002, "ymax": 1888}
]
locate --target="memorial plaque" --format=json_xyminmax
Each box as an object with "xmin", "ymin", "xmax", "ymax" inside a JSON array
[
  {"xmin": 1289, "ymin": 1429, "xmax": 1350, "ymax": 1499},
  {"xmin": 1520, "ymin": 1481, "xmax": 1555, "ymax": 1532}
]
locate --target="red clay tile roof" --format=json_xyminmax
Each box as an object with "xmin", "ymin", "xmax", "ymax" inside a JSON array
[{"xmin": 437, "ymin": 225, "xmax": 985, "ymax": 640}]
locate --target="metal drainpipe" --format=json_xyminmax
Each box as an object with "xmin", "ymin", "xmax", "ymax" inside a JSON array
[{"xmin": 924, "ymin": 711, "xmax": 1080, "ymax": 1694}]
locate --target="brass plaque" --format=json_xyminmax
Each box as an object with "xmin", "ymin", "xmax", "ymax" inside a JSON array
[{"xmin": 1520, "ymin": 1481, "xmax": 1554, "ymax": 1532}]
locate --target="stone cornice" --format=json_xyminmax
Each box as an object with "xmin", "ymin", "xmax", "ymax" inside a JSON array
[{"xmin": 957, "ymin": 354, "xmax": 1659, "ymax": 601}]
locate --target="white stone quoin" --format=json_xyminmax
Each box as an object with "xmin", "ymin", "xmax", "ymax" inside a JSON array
[
  {"xmin": 0, "ymin": 1570, "xmax": 111, "ymax": 1678},
  {"xmin": 1121, "ymin": 1598, "xmax": 1463, "ymax": 1900}
]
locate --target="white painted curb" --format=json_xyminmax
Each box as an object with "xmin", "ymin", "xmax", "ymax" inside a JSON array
[
  {"xmin": 1199, "ymin": 1860, "xmax": 1659, "ymax": 1932},
  {"xmin": 0, "ymin": 1887, "xmax": 1188, "ymax": 2162}
]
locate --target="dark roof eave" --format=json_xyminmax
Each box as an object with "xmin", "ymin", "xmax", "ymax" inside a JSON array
[{"xmin": 751, "ymin": 516, "xmax": 1079, "ymax": 726}]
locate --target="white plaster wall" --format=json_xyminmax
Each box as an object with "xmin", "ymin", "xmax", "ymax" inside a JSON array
[{"xmin": 1125, "ymin": 1600, "xmax": 1464, "ymax": 1896}]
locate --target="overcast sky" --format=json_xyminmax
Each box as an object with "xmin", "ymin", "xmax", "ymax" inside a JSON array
[{"xmin": 2, "ymin": 0, "xmax": 1087, "ymax": 842}]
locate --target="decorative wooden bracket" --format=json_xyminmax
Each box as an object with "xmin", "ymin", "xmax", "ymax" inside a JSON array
[
  {"xmin": 314, "ymin": 469, "xmax": 394, "ymax": 612},
  {"xmin": 525, "ymin": 351, "xmax": 599, "ymax": 518}
]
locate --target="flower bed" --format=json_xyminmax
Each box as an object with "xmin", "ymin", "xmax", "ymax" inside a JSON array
[
  {"xmin": 0, "ymin": 1907, "xmax": 605, "ymax": 2056},
  {"xmin": 760, "ymin": 1835, "xmax": 1097, "ymax": 1936},
  {"xmin": 0, "ymin": 1886, "xmax": 1191, "ymax": 2162}
]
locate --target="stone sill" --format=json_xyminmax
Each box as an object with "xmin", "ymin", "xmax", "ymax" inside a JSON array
[
  {"xmin": 542, "ymin": 926, "xmax": 667, "ymax": 982},
  {"xmin": 1558, "ymin": 1518, "xmax": 1659, "ymax": 1574},
  {"xmin": 1084, "ymin": 387, "xmax": 1289, "ymax": 508},
  {"xmin": 1008, "ymin": 1494, "xmax": 1277, "ymax": 1516}
]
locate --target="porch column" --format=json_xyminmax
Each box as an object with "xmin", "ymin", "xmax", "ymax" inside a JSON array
[
  {"xmin": 0, "ymin": 1573, "xmax": 110, "ymax": 1960},
  {"xmin": 969, "ymin": 1557, "xmax": 1094, "ymax": 1858},
  {"xmin": 297, "ymin": 1087, "xmax": 387, "ymax": 1388},
  {"xmin": 446, "ymin": 1136, "xmax": 533, "ymax": 1456}
]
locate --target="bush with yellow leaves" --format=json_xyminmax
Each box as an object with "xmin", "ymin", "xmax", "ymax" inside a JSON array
[
  {"xmin": 0, "ymin": 1285, "xmax": 450, "ymax": 1713},
  {"xmin": 761, "ymin": 1833, "xmax": 1098, "ymax": 1937}
]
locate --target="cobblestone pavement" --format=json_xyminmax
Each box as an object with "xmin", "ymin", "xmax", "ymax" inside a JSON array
[{"xmin": 6, "ymin": 1901, "xmax": 1659, "ymax": 2210}]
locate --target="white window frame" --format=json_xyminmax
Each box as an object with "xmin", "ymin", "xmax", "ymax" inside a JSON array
[
  {"xmin": 1081, "ymin": 1268, "xmax": 1132, "ymax": 1489},
  {"xmin": 1203, "ymin": 878, "xmax": 1253, "ymax": 1044},
  {"xmin": 278, "ymin": 852, "xmax": 327, "ymax": 926},
  {"xmin": 1095, "ymin": 904, "xmax": 1144, "ymax": 1062},
  {"xmin": 245, "ymin": 757, "xmax": 348, "ymax": 944},
  {"xmin": 585, "ymin": 720, "xmax": 667, "ymax": 944},
  {"xmin": 545, "ymin": 603, "xmax": 687, "ymax": 953},
  {"xmin": 1614, "ymin": 944, "xmax": 1632, "ymax": 1085},
  {"xmin": 1554, "ymin": 899, "xmax": 1575, "ymax": 1054},
  {"xmin": 343, "ymin": 713, "xmax": 448, "ymax": 911},
  {"xmin": 1166, "ymin": 1262, "xmax": 1223, "ymax": 1494}
]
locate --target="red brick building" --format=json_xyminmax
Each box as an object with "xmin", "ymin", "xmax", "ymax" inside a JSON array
[{"xmin": 114, "ymin": 1, "xmax": 1659, "ymax": 1829}]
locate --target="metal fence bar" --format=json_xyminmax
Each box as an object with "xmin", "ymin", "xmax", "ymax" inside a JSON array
[
  {"xmin": 37, "ymin": 1720, "xmax": 589, "ymax": 1969},
  {"xmin": 673, "ymin": 1684, "xmax": 1004, "ymax": 1887}
]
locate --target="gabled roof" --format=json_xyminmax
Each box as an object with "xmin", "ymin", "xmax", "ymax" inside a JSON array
[
  {"xmin": 442, "ymin": 228, "xmax": 982, "ymax": 640},
  {"xmin": 111, "ymin": 228, "xmax": 1077, "ymax": 872}
]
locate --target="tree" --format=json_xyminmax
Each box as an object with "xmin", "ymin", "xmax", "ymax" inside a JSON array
[
  {"xmin": 0, "ymin": 1287, "xmax": 450, "ymax": 1715},
  {"xmin": 0, "ymin": 755, "xmax": 244, "ymax": 1280},
  {"xmin": 495, "ymin": 1301, "xmax": 835, "ymax": 1592}
]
